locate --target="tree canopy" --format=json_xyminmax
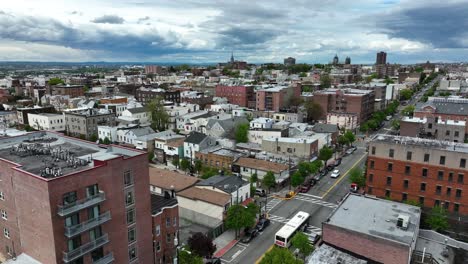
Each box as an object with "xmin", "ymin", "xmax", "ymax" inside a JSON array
[
  {"xmin": 48, "ymin": 77, "xmax": 65, "ymax": 85},
  {"xmin": 320, "ymin": 74, "xmax": 331, "ymax": 88},
  {"xmin": 180, "ymin": 158, "xmax": 190, "ymax": 172},
  {"xmin": 259, "ymin": 247, "xmax": 302, "ymax": 264},
  {"xmin": 401, "ymin": 105, "xmax": 415, "ymax": 116},
  {"xmin": 262, "ymin": 171, "xmax": 276, "ymax": 191},
  {"xmin": 304, "ymin": 101, "xmax": 324, "ymax": 122},
  {"xmin": 146, "ymin": 97, "xmax": 169, "ymax": 131},
  {"xmin": 291, "ymin": 171, "xmax": 305, "ymax": 188},
  {"xmin": 291, "ymin": 231, "xmax": 314, "ymax": 261},
  {"xmin": 225, "ymin": 203, "xmax": 258, "ymax": 238},
  {"xmin": 188, "ymin": 232, "xmax": 217, "ymax": 258},
  {"xmin": 348, "ymin": 167, "xmax": 366, "ymax": 188},
  {"xmin": 179, "ymin": 247, "xmax": 204, "ymax": 264},
  {"xmin": 425, "ymin": 206, "xmax": 449, "ymax": 232},
  {"xmin": 319, "ymin": 146, "xmax": 333, "ymax": 163},
  {"xmin": 235, "ymin": 123, "xmax": 249, "ymax": 143}
]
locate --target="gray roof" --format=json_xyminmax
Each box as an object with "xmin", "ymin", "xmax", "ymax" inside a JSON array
[
  {"xmin": 420, "ymin": 99, "xmax": 468, "ymax": 115},
  {"xmin": 326, "ymin": 194, "xmax": 421, "ymax": 246},
  {"xmin": 125, "ymin": 126, "xmax": 155, "ymax": 137},
  {"xmin": 197, "ymin": 174, "xmax": 248, "ymax": 193},
  {"xmin": 185, "ymin": 131, "xmax": 208, "ymax": 144},
  {"xmin": 312, "ymin": 123, "xmax": 339, "ymax": 133},
  {"xmin": 127, "ymin": 107, "xmax": 147, "ymax": 114},
  {"xmin": 206, "ymin": 117, "xmax": 248, "ymax": 131},
  {"xmin": 308, "ymin": 244, "xmax": 367, "ymax": 264},
  {"xmin": 416, "ymin": 230, "xmax": 468, "ymax": 264}
]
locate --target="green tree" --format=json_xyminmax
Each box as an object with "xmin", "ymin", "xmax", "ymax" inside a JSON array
[
  {"xmin": 194, "ymin": 159, "xmax": 203, "ymax": 174},
  {"xmin": 319, "ymin": 146, "xmax": 333, "ymax": 165},
  {"xmin": 320, "ymin": 74, "xmax": 331, "ymax": 88},
  {"xmin": 304, "ymin": 101, "xmax": 324, "ymax": 122},
  {"xmin": 391, "ymin": 119, "xmax": 400, "ymax": 130},
  {"xmin": 291, "ymin": 171, "xmax": 305, "ymax": 188},
  {"xmin": 235, "ymin": 123, "xmax": 249, "ymax": 143},
  {"xmin": 291, "ymin": 232, "xmax": 314, "ymax": 261},
  {"xmin": 367, "ymin": 119, "xmax": 379, "ymax": 130},
  {"xmin": 299, "ymin": 72, "xmax": 307, "ymax": 78},
  {"xmin": 148, "ymin": 152, "xmax": 154, "ymax": 162},
  {"xmin": 338, "ymin": 135, "xmax": 349, "ymax": 148},
  {"xmin": 225, "ymin": 204, "xmax": 257, "ymax": 239},
  {"xmin": 419, "ymin": 72, "xmax": 427, "ymax": 84},
  {"xmin": 103, "ymin": 137, "xmax": 111, "ymax": 145},
  {"xmin": 259, "ymin": 247, "xmax": 302, "ymax": 264},
  {"xmin": 201, "ymin": 167, "xmax": 218, "ymax": 179},
  {"xmin": 359, "ymin": 122, "xmax": 369, "ymax": 133},
  {"xmin": 262, "ymin": 171, "xmax": 276, "ymax": 192},
  {"xmin": 146, "ymin": 97, "xmax": 169, "ymax": 131},
  {"xmin": 348, "ymin": 167, "xmax": 366, "ymax": 188},
  {"xmin": 89, "ymin": 134, "xmax": 98, "ymax": 142},
  {"xmin": 425, "ymin": 206, "xmax": 449, "ymax": 232},
  {"xmin": 399, "ymin": 89, "xmax": 414, "ymax": 101},
  {"xmin": 401, "ymin": 105, "xmax": 415, "ymax": 116},
  {"xmin": 179, "ymin": 247, "xmax": 204, "ymax": 264},
  {"xmin": 172, "ymin": 157, "xmax": 180, "ymax": 168},
  {"xmin": 343, "ymin": 130, "xmax": 356, "ymax": 146},
  {"xmin": 48, "ymin": 77, "xmax": 64, "ymax": 85},
  {"xmin": 180, "ymin": 158, "xmax": 190, "ymax": 172},
  {"xmin": 250, "ymin": 173, "xmax": 258, "ymax": 184},
  {"xmin": 404, "ymin": 200, "xmax": 421, "ymax": 207},
  {"xmin": 188, "ymin": 232, "xmax": 216, "ymax": 258}
]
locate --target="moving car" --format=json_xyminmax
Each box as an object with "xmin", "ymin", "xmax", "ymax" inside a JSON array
[
  {"xmin": 241, "ymin": 228, "xmax": 259, "ymax": 243},
  {"xmin": 345, "ymin": 147, "xmax": 356, "ymax": 155},
  {"xmin": 256, "ymin": 218, "xmax": 271, "ymax": 232},
  {"xmin": 330, "ymin": 169, "xmax": 341, "ymax": 178}
]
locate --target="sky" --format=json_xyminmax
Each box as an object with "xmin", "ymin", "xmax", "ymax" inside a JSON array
[{"xmin": 0, "ymin": 0, "xmax": 467, "ymax": 64}]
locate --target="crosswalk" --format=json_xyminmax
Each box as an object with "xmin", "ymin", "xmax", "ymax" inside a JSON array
[
  {"xmin": 265, "ymin": 197, "xmax": 283, "ymax": 212},
  {"xmin": 267, "ymin": 214, "xmax": 290, "ymax": 224},
  {"xmin": 294, "ymin": 193, "xmax": 338, "ymax": 208},
  {"xmin": 268, "ymin": 214, "xmax": 323, "ymax": 237}
]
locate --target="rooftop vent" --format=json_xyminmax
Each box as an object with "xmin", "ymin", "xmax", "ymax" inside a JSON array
[{"xmin": 397, "ymin": 214, "xmax": 410, "ymax": 230}]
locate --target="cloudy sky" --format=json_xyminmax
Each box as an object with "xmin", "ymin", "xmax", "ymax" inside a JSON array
[{"xmin": 0, "ymin": 0, "xmax": 467, "ymax": 63}]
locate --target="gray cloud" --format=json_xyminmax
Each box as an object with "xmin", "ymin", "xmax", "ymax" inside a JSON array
[
  {"xmin": 91, "ymin": 15, "xmax": 125, "ymax": 24},
  {"xmin": 137, "ymin": 16, "xmax": 150, "ymax": 24}
]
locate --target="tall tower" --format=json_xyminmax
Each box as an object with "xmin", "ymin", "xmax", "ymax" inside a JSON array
[
  {"xmin": 230, "ymin": 51, "xmax": 235, "ymax": 63},
  {"xmin": 376, "ymin": 51, "xmax": 387, "ymax": 65},
  {"xmin": 345, "ymin": 57, "xmax": 351, "ymax": 65},
  {"xmin": 332, "ymin": 54, "xmax": 339, "ymax": 65}
]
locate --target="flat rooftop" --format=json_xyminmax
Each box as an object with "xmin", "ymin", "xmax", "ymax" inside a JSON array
[
  {"xmin": 0, "ymin": 131, "xmax": 142, "ymax": 179},
  {"xmin": 327, "ymin": 194, "xmax": 421, "ymax": 245},
  {"xmin": 372, "ymin": 134, "xmax": 468, "ymax": 154}
]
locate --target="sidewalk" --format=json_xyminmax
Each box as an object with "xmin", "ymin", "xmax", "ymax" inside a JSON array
[{"xmin": 213, "ymin": 230, "xmax": 237, "ymax": 258}]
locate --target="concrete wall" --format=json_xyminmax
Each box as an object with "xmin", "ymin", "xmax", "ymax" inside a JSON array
[{"xmin": 177, "ymin": 198, "xmax": 224, "ymax": 228}]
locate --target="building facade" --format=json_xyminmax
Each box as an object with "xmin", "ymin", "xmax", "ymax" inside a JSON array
[
  {"xmin": 52, "ymin": 85, "xmax": 85, "ymax": 98},
  {"xmin": 150, "ymin": 194, "xmax": 178, "ymax": 264},
  {"xmin": 215, "ymin": 85, "xmax": 255, "ymax": 108},
  {"xmin": 255, "ymin": 86, "xmax": 300, "ymax": 112},
  {"xmin": 135, "ymin": 88, "xmax": 181, "ymax": 105},
  {"xmin": 376, "ymin": 51, "xmax": 387, "ymax": 65},
  {"xmin": 64, "ymin": 109, "xmax": 116, "ymax": 139}
]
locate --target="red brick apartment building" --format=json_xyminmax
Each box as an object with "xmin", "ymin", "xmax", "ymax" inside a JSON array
[
  {"xmin": 215, "ymin": 85, "xmax": 255, "ymax": 108},
  {"xmin": 151, "ymin": 193, "xmax": 178, "ymax": 264},
  {"xmin": 255, "ymin": 85, "xmax": 301, "ymax": 112},
  {"xmin": 366, "ymin": 134, "xmax": 467, "ymax": 215},
  {"xmin": 0, "ymin": 131, "xmax": 154, "ymax": 263},
  {"xmin": 312, "ymin": 88, "xmax": 375, "ymax": 123}
]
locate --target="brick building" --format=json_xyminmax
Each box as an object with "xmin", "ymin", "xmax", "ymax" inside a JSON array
[
  {"xmin": 214, "ymin": 85, "xmax": 255, "ymax": 108},
  {"xmin": 52, "ymin": 85, "xmax": 85, "ymax": 98},
  {"xmin": 255, "ymin": 86, "xmax": 301, "ymax": 112},
  {"xmin": 195, "ymin": 146, "xmax": 245, "ymax": 170},
  {"xmin": 366, "ymin": 134, "xmax": 467, "ymax": 215},
  {"xmin": 135, "ymin": 88, "xmax": 180, "ymax": 105},
  {"xmin": 312, "ymin": 88, "xmax": 375, "ymax": 124},
  {"xmin": 64, "ymin": 109, "xmax": 116, "ymax": 139},
  {"xmin": 150, "ymin": 193, "xmax": 178, "ymax": 264},
  {"xmin": 0, "ymin": 131, "xmax": 153, "ymax": 263}
]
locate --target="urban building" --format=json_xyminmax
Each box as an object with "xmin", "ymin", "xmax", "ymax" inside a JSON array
[
  {"xmin": 135, "ymin": 88, "xmax": 180, "ymax": 105},
  {"xmin": 195, "ymin": 146, "xmax": 245, "ymax": 170},
  {"xmin": 0, "ymin": 131, "xmax": 153, "ymax": 263},
  {"xmin": 400, "ymin": 116, "xmax": 466, "ymax": 142},
  {"xmin": 99, "ymin": 104, "xmax": 127, "ymax": 117},
  {"xmin": 64, "ymin": 109, "xmax": 116, "ymax": 139},
  {"xmin": 152, "ymin": 130, "xmax": 185, "ymax": 163},
  {"xmin": 366, "ymin": 134, "xmax": 467, "ymax": 215},
  {"xmin": 215, "ymin": 85, "xmax": 255, "ymax": 108},
  {"xmin": 16, "ymin": 106, "xmax": 56, "ymax": 125},
  {"xmin": 261, "ymin": 137, "xmax": 318, "ymax": 159},
  {"xmin": 344, "ymin": 56, "xmax": 351, "ymax": 65},
  {"xmin": 150, "ymin": 193, "xmax": 178, "ymax": 264},
  {"xmin": 27, "ymin": 113, "xmax": 65, "ymax": 131},
  {"xmin": 149, "ymin": 168, "xmax": 199, "ymax": 195},
  {"xmin": 183, "ymin": 132, "xmax": 216, "ymax": 161},
  {"xmin": 322, "ymin": 193, "xmax": 421, "ymax": 264},
  {"xmin": 255, "ymin": 86, "xmax": 301, "ymax": 112},
  {"xmin": 52, "ymin": 85, "xmax": 85, "ymax": 98},
  {"xmin": 121, "ymin": 107, "xmax": 150, "ymax": 125},
  {"xmin": 145, "ymin": 65, "xmax": 164, "ymax": 75},
  {"xmin": 233, "ymin": 157, "xmax": 289, "ymax": 183},
  {"xmin": 283, "ymin": 57, "xmax": 296, "ymax": 66},
  {"xmin": 375, "ymin": 64, "xmax": 396, "ymax": 78},
  {"xmin": 376, "ymin": 51, "xmax": 387, "ymax": 65},
  {"xmin": 99, "ymin": 97, "xmax": 128, "ymax": 105},
  {"xmin": 332, "ymin": 54, "xmax": 339, "ymax": 65},
  {"xmin": 313, "ymin": 88, "xmax": 375, "ymax": 124}
]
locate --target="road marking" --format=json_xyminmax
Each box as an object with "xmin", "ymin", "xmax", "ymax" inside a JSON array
[
  {"xmin": 255, "ymin": 244, "xmax": 274, "ymax": 264},
  {"xmin": 293, "ymin": 195, "xmax": 338, "ymax": 208},
  {"xmin": 231, "ymin": 250, "xmax": 242, "ymax": 260},
  {"xmin": 322, "ymin": 153, "xmax": 367, "ymax": 199},
  {"xmin": 221, "ymin": 245, "xmax": 246, "ymax": 263},
  {"xmin": 296, "ymin": 193, "xmax": 323, "ymax": 199},
  {"xmin": 265, "ymin": 197, "xmax": 283, "ymax": 212}
]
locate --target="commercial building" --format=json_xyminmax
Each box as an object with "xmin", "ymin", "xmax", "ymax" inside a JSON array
[
  {"xmin": 195, "ymin": 146, "xmax": 245, "ymax": 171},
  {"xmin": 233, "ymin": 157, "xmax": 289, "ymax": 183},
  {"xmin": 283, "ymin": 57, "xmax": 296, "ymax": 66},
  {"xmin": 322, "ymin": 193, "xmax": 421, "ymax": 264},
  {"xmin": 64, "ymin": 109, "xmax": 116, "ymax": 139},
  {"xmin": 0, "ymin": 131, "xmax": 153, "ymax": 263},
  {"xmin": 261, "ymin": 137, "xmax": 318, "ymax": 159},
  {"xmin": 52, "ymin": 85, "xmax": 85, "ymax": 98},
  {"xmin": 366, "ymin": 134, "xmax": 467, "ymax": 215},
  {"xmin": 376, "ymin": 51, "xmax": 387, "ymax": 65},
  {"xmin": 27, "ymin": 113, "xmax": 65, "ymax": 131},
  {"xmin": 214, "ymin": 85, "xmax": 255, "ymax": 108},
  {"xmin": 16, "ymin": 106, "xmax": 56, "ymax": 125},
  {"xmin": 313, "ymin": 88, "xmax": 375, "ymax": 124},
  {"xmin": 255, "ymin": 86, "xmax": 301, "ymax": 112}
]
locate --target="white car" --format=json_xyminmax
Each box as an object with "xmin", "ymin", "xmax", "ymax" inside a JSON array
[{"xmin": 330, "ymin": 169, "xmax": 340, "ymax": 178}]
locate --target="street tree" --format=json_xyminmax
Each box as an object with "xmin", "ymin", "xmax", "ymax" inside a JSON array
[
  {"xmin": 401, "ymin": 105, "xmax": 415, "ymax": 116},
  {"xmin": 291, "ymin": 171, "xmax": 305, "ymax": 188},
  {"xmin": 359, "ymin": 123, "xmax": 369, "ymax": 133},
  {"xmin": 338, "ymin": 135, "xmax": 348, "ymax": 148},
  {"xmin": 262, "ymin": 171, "xmax": 276, "ymax": 192},
  {"xmin": 259, "ymin": 247, "xmax": 302, "ymax": 264},
  {"xmin": 180, "ymin": 158, "xmax": 190, "ymax": 172},
  {"xmin": 188, "ymin": 232, "xmax": 217, "ymax": 258},
  {"xmin": 291, "ymin": 231, "xmax": 314, "ymax": 261},
  {"xmin": 179, "ymin": 247, "xmax": 204, "ymax": 264},
  {"xmin": 425, "ymin": 206, "xmax": 449, "ymax": 232},
  {"xmin": 348, "ymin": 167, "xmax": 366, "ymax": 188},
  {"xmin": 304, "ymin": 101, "xmax": 324, "ymax": 122},
  {"xmin": 319, "ymin": 146, "xmax": 333, "ymax": 165},
  {"xmin": 343, "ymin": 130, "xmax": 356, "ymax": 146},
  {"xmin": 391, "ymin": 119, "xmax": 400, "ymax": 130},
  {"xmin": 194, "ymin": 159, "xmax": 203, "ymax": 174},
  {"xmin": 399, "ymin": 89, "xmax": 414, "ymax": 101},
  {"xmin": 172, "ymin": 157, "xmax": 180, "ymax": 168},
  {"xmin": 250, "ymin": 173, "xmax": 258, "ymax": 184},
  {"xmin": 146, "ymin": 97, "xmax": 169, "ymax": 131},
  {"xmin": 225, "ymin": 204, "xmax": 257, "ymax": 239},
  {"xmin": 235, "ymin": 123, "xmax": 249, "ymax": 143}
]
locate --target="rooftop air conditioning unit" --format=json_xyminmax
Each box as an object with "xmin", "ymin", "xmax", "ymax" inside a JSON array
[{"xmin": 397, "ymin": 214, "xmax": 410, "ymax": 230}]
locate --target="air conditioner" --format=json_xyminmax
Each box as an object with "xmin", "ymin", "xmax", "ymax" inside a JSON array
[{"xmin": 397, "ymin": 214, "xmax": 410, "ymax": 230}]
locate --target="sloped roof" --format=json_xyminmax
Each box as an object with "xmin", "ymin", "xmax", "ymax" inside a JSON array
[
  {"xmin": 185, "ymin": 131, "xmax": 208, "ymax": 144},
  {"xmin": 149, "ymin": 167, "xmax": 199, "ymax": 191},
  {"xmin": 177, "ymin": 186, "xmax": 230, "ymax": 207},
  {"xmin": 127, "ymin": 107, "xmax": 147, "ymax": 114},
  {"xmin": 197, "ymin": 174, "xmax": 248, "ymax": 193}
]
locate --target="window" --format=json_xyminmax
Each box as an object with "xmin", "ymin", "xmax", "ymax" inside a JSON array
[
  {"xmin": 455, "ymin": 131, "xmax": 459, "ymax": 137},
  {"xmin": 440, "ymin": 156, "xmax": 446, "ymax": 165},
  {"xmin": 368, "ymin": 174, "xmax": 374, "ymax": 183},
  {"xmin": 420, "ymin": 183, "xmax": 426, "ymax": 192},
  {"xmin": 446, "ymin": 130, "xmax": 450, "ymax": 136},
  {"xmin": 456, "ymin": 189, "xmax": 462, "ymax": 198},
  {"xmin": 370, "ymin": 160, "xmax": 374, "ymax": 169},
  {"xmin": 129, "ymin": 247, "xmax": 137, "ymax": 261},
  {"xmin": 6, "ymin": 245, "xmax": 12, "ymax": 256},
  {"xmin": 128, "ymin": 227, "xmax": 136, "ymax": 243},
  {"xmin": 368, "ymin": 187, "xmax": 373, "ymax": 194},
  {"xmin": 166, "ymin": 217, "xmax": 171, "ymax": 227},
  {"xmin": 419, "ymin": 196, "xmax": 425, "ymax": 206},
  {"xmin": 389, "ymin": 149, "xmax": 394, "ymax": 158},
  {"xmin": 125, "ymin": 190, "xmax": 135, "ymax": 207},
  {"xmin": 403, "ymin": 180, "xmax": 409, "ymax": 189},
  {"xmin": 3, "ymin": 228, "xmax": 9, "ymax": 239},
  {"xmin": 155, "ymin": 225, "xmax": 160, "ymax": 236},
  {"xmin": 371, "ymin": 146, "xmax": 376, "ymax": 155},
  {"xmin": 385, "ymin": 190, "xmax": 391, "ymax": 198},
  {"xmin": 402, "ymin": 193, "xmax": 408, "ymax": 201},
  {"xmin": 424, "ymin": 154, "xmax": 430, "ymax": 162},
  {"xmin": 386, "ymin": 176, "xmax": 392, "ymax": 186},
  {"xmin": 166, "ymin": 233, "xmax": 172, "ymax": 243},
  {"xmin": 443, "ymin": 202, "xmax": 449, "ymax": 210},
  {"xmin": 406, "ymin": 151, "xmax": 412, "ymax": 160},
  {"xmin": 67, "ymin": 236, "xmax": 81, "ymax": 251},
  {"xmin": 88, "ymin": 205, "xmax": 100, "ymax": 219},
  {"xmin": 448, "ymin": 172, "xmax": 454, "ymax": 182},
  {"xmin": 86, "ymin": 184, "xmax": 99, "ymax": 197},
  {"xmin": 436, "ymin": 185, "xmax": 442, "ymax": 195},
  {"xmin": 434, "ymin": 200, "xmax": 440, "ymax": 207},
  {"xmin": 124, "ymin": 170, "xmax": 133, "ymax": 187},
  {"xmin": 454, "ymin": 203, "xmax": 460, "ymax": 213},
  {"xmin": 461, "ymin": 159, "xmax": 466, "ymax": 168},
  {"xmin": 63, "ymin": 191, "xmax": 77, "ymax": 205},
  {"xmin": 458, "ymin": 174, "xmax": 464, "ymax": 184},
  {"xmin": 0, "ymin": 191, "xmax": 4, "ymax": 200},
  {"xmin": 387, "ymin": 163, "xmax": 393, "ymax": 172},
  {"xmin": 89, "ymin": 227, "xmax": 102, "ymax": 241},
  {"xmin": 1, "ymin": 210, "xmax": 7, "ymax": 220},
  {"xmin": 65, "ymin": 213, "xmax": 80, "ymax": 227},
  {"xmin": 405, "ymin": 165, "xmax": 411, "ymax": 175},
  {"xmin": 174, "ymin": 217, "xmax": 177, "ymax": 227},
  {"xmin": 447, "ymin": 187, "xmax": 452, "ymax": 196},
  {"xmin": 422, "ymin": 168, "xmax": 428, "ymax": 177},
  {"xmin": 438, "ymin": 171, "xmax": 444, "ymax": 181},
  {"xmin": 126, "ymin": 209, "xmax": 135, "ymax": 225}
]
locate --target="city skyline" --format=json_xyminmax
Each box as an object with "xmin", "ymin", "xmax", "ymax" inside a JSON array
[{"xmin": 0, "ymin": 0, "xmax": 467, "ymax": 63}]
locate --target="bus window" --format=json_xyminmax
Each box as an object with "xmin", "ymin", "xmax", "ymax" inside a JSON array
[{"xmin": 275, "ymin": 235, "xmax": 285, "ymax": 242}]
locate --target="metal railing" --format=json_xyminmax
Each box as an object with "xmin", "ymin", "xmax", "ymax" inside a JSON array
[
  {"xmin": 64, "ymin": 211, "xmax": 111, "ymax": 238},
  {"xmin": 412, "ymin": 251, "xmax": 440, "ymax": 264},
  {"xmin": 58, "ymin": 191, "xmax": 106, "ymax": 216},
  {"xmin": 63, "ymin": 234, "xmax": 110, "ymax": 263},
  {"xmin": 93, "ymin": 252, "xmax": 114, "ymax": 264}
]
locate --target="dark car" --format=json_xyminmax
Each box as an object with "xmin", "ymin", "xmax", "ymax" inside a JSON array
[
  {"xmin": 204, "ymin": 258, "xmax": 221, "ymax": 264},
  {"xmin": 320, "ymin": 168, "xmax": 329, "ymax": 177},
  {"xmin": 335, "ymin": 158, "xmax": 342, "ymax": 166},
  {"xmin": 255, "ymin": 218, "xmax": 271, "ymax": 231},
  {"xmin": 307, "ymin": 178, "xmax": 316, "ymax": 186},
  {"xmin": 241, "ymin": 228, "xmax": 259, "ymax": 243},
  {"xmin": 299, "ymin": 184, "xmax": 310, "ymax": 193}
]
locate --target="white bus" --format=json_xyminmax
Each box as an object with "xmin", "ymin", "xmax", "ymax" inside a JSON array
[{"xmin": 274, "ymin": 211, "xmax": 310, "ymax": 247}]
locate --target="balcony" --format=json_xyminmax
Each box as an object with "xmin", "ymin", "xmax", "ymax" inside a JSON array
[
  {"xmin": 63, "ymin": 234, "xmax": 110, "ymax": 263},
  {"xmin": 64, "ymin": 211, "xmax": 112, "ymax": 238},
  {"xmin": 58, "ymin": 191, "xmax": 106, "ymax": 217},
  {"xmin": 93, "ymin": 252, "xmax": 114, "ymax": 264}
]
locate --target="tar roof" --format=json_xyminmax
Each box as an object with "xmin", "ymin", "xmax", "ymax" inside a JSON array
[
  {"xmin": 185, "ymin": 131, "xmax": 208, "ymax": 144},
  {"xmin": 126, "ymin": 107, "xmax": 147, "ymax": 114},
  {"xmin": 197, "ymin": 174, "xmax": 248, "ymax": 193},
  {"xmin": 149, "ymin": 167, "xmax": 199, "ymax": 191},
  {"xmin": 312, "ymin": 123, "xmax": 339, "ymax": 133},
  {"xmin": 420, "ymin": 98, "xmax": 468, "ymax": 115},
  {"xmin": 327, "ymin": 194, "xmax": 421, "ymax": 245},
  {"xmin": 372, "ymin": 134, "xmax": 468, "ymax": 154},
  {"xmin": 151, "ymin": 194, "xmax": 178, "ymax": 215}
]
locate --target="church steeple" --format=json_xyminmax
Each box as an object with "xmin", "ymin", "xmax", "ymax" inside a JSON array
[{"xmin": 230, "ymin": 51, "xmax": 234, "ymax": 63}]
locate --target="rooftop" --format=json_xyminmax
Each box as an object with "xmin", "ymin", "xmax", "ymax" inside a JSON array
[
  {"xmin": 401, "ymin": 116, "xmax": 427, "ymax": 123},
  {"xmin": 185, "ymin": 131, "xmax": 208, "ymax": 144},
  {"xmin": 150, "ymin": 194, "xmax": 178, "ymax": 215},
  {"xmin": 234, "ymin": 157, "xmax": 288, "ymax": 173},
  {"xmin": 0, "ymin": 131, "xmax": 142, "ymax": 179},
  {"xmin": 419, "ymin": 97, "xmax": 468, "ymax": 115},
  {"xmin": 371, "ymin": 134, "xmax": 468, "ymax": 154},
  {"xmin": 149, "ymin": 167, "xmax": 199, "ymax": 192},
  {"xmin": 199, "ymin": 146, "xmax": 245, "ymax": 158},
  {"xmin": 326, "ymin": 194, "xmax": 421, "ymax": 246},
  {"xmin": 307, "ymin": 244, "xmax": 367, "ymax": 264},
  {"xmin": 126, "ymin": 107, "xmax": 147, "ymax": 114},
  {"xmin": 263, "ymin": 136, "xmax": 317, "ymax": 144},
  {"xmin": 197, "ymin": 174, "xmax": 248, "ymax": 193},
  {"xmin": 177, "ymin": 186, "xmax": 230, "ymax": 207}
]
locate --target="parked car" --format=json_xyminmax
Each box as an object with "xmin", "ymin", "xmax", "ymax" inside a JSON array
[
  {"xmin": 320, "ymin": 168, "xmax": 329, "ymax": 177},
  {"xmin": 241, "ymin": 228, "xmax": 259, "ymax": 243},
  {"xmin": 204, "ymin": 258, "xmax": 221, "ymax": 264},
  {"xmin": 335, "ymin": 158, "xmax": 342, "ymax": 166},
  {"xmin": 255, "ymin": 189, "xmax": 266, "ymax": 197},
  {"xmin": 345, "ymin": 147, "xmax": 356, "ymax": 155},
  {"xmin": 330, "ymin": 169, "xmax": 341, "ymax": 178},
  {"xmin": 299, "ymin": 184, "xmax": 311, "ymax": 193},
  {"xmin": 309, "ymin": 233, "xmax": 321, "ymax": 245},
  {"xmin": 256, "ymin": 218, "xmax": 271, "ymax": 231},
  {"xmin": 307, "ymin": 178, "xmax": 316, "ymax": 186}
]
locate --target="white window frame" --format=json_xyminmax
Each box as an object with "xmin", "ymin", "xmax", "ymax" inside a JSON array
[
  {"xmin": 156, "ymin": 225, "xmax": 160, "ymax": 236},
  {"xmin": 3, "ymin": 228, "xmax": 10, "ymax": 239},
  {"xmin": 1, "ymin": 210, "xmax": 7, "ymax": 220},
  {"xmin": 0, "ymin": 192, "xmax": 4, "ymax": 201}
]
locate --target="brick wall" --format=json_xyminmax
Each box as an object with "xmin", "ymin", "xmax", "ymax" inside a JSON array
[{"xmin": 152, "ymin": 205, "xmax": 179, "ymax": 264}]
